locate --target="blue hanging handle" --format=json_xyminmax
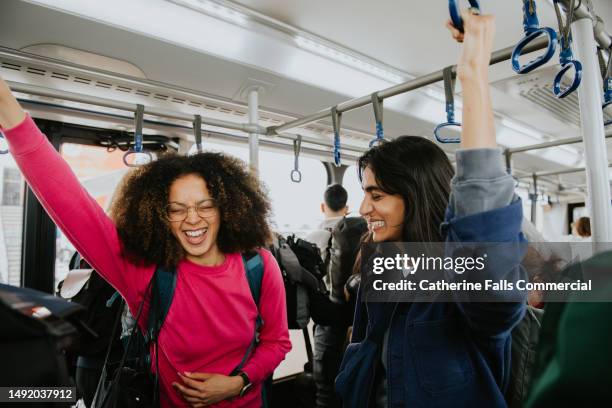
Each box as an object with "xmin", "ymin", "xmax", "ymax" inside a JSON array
[
  {"xmin": 369, "ymin": 93, "xmax": 385, "ymax": 147},
  {"xmin": 331, "ymin": 106, "xmax": 342, "ymax": 167},
  {"xmin": 291, "ymin": 135, "xmax": 302, "ymax": 183},
  {"xmin": 448, "ymin": 0, "xmax": 481, "ymax": 33},
  {"xmin": 552, "ymin": 0, "xmax": 581, "ymax": 98},
  {"xmin": 604, "ymin": 77, "xmax": 612, "ymax": 126},
  {"xmin": 123, "ymin": 104, "xmax": 153, "ymax": 167},
  {"xmin": 434, "ymin": 66, "xmax": 461, "ymax": 144},
  {"xmin": 601, "ymin": 48, "xmax": 612, "ymax": 126},
  {"xmin": 193, "ymin": 114, "xmax": 203, "ymax": 154},
  {"xmin": 0, "ymin": 131, "xmax": 8, "ymax": 155},
  {"xmin": 512, "ymin": 0, "xmax": 558, "ymax": 74}
]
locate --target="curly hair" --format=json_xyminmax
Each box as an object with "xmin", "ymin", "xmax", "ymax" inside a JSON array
[{"xmin": 110, "ymin": 152, "xmax": 273, "ymax": 268}]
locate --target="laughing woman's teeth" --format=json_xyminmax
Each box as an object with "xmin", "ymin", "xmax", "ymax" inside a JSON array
[
  {"xmin": 186, "ymin": 229, "xmax": 206, "ymax": 237},
  {"xmin": 370, "ymin": 221, "xmax": 385, "ymax": 229}
]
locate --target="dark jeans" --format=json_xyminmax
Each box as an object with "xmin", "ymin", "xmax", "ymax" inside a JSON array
[{"xmin": 313, "ymin": 324, "xmax": 348, "ymax": 408}]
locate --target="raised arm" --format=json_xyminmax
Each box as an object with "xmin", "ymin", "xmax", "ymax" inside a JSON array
[
  {"xmin": 0, "ymin": 78, "xmax": 149, "ymax": 305},
  {"xmin": 445, "ymin": 12, "xmax": 526, "ymax": 337},
  {"xmin": 0, "ymin": 80, "xmax": 26, "ymax": 129}
]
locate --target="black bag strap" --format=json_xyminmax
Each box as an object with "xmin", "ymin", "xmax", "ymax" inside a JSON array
[
  {"xmin": 93, "ymin": 277, "xmax": 153, "ymax": 408},
  {"xmin": 147, "ymin": 266, "xmax": 178, "ymax": 343}
]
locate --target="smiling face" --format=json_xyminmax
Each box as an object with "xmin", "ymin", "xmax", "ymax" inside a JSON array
[
  {"xmin": 359, "ymin": 166, "xmax": 406, "ymax": 243},
  {"xmin": 167, "ymin": 173, "xmax": 223, "ymax": 266}
]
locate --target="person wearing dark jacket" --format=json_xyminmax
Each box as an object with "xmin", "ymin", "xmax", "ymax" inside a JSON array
[{"xmin": 336, "ymin": 9, "xmax": 527, "ymax": 408}]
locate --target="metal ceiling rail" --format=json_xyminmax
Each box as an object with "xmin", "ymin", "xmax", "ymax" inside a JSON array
[
  {"xmin": 17, "ymin": 97, "xmax": 364, "ymax": 162},
  {"xmin": 9, "ymin": 81, "xmax": 264, "ymax": 134},
  {"xmin": 7, "ymin": 81, "xmax": 367, "ymax": 155},
  {"xmin": 518, "ymin": 162, "xmax": 612, "ymax": 178},
  {"xmin": 268, "ymin": 38, "xmax": 551, "ymax": 135},
  {"xmin": 506, "ymin": 126, "xmax": 612, "ymax": 154}
]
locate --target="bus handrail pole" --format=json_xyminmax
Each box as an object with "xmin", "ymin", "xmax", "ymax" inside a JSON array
[{"xmin": 269, "ymin": 38, "xmax": 550, "ymax": 135}]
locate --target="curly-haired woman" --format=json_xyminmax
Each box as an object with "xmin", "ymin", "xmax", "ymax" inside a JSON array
[{"xmin": 0, "ymin": 85, "xmax": 291, "ymax": 407}]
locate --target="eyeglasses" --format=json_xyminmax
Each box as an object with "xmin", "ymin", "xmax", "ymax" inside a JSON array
[{"xmin": 165, "ymin": 199, "xmax": 217, "ymax": 222}]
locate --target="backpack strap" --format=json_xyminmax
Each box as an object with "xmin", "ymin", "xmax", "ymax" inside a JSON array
[
  {"xmin": 147, "ymin": 266, "xmax": 178, "ymax": 343},
  {"xmin": 230, "ymin": 251, "xmax": 264, "ymax": 375}
]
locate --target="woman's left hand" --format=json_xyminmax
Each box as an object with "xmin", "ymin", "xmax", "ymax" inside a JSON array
[{"xmin": 173, "ymin": 372, "xmax": 244, "ymax": 407}]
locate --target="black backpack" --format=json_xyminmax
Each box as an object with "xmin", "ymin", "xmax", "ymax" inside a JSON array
[
  {"xmin": 0, "ymin": 283, "xmax": 83, "ymax": 408},
  {"xmin": 270, "ymin": 234, "xmax": 327, "ymax": 330},
  {"xmin": 326, "ymin": 217, "xmax": 367, "ymax": 303},
  {"xmin": 505, "ymin": 305, "xmax": 544, "ymax": 408}
]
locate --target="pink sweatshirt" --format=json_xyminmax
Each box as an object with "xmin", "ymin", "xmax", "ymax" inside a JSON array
[{"xmin": 4, "ymin": 115, "xmax": 292, "ymax": 407}]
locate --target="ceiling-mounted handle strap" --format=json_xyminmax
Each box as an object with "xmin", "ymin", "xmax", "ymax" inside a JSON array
[
  {"xmin": 601, "ymin": 48, "xmax": 612, "ymax": 125},
  {"xmin": 512, "ymin": 0, "xmax": 558, "ymax": 74},
  {"xmin": 448, "ymin": 0, "xmax": 480, "ymax": 33},
  {"xmin": 123, "ymin": 104, "xmax": 153, "ymax": 167},
  {"xmin": 434, "ymin": 66, "xmax": 461, "ymax": 144},
  {"xmin": 552, "ymin": 0, "xmax": 582, "ymax": 98},
  {"xmin": 369, "ymin": 92, "xmax": 385, "ymax": 147},
  {"xmin": 291, "ymin": 135, "xmax": 302, "ymax": 183},
  {"xmin": 193, "ymin": 114, "xmax": 203, "ymax": 154},
  {"xmin": 331, "ymin": 106, "xmax": 342, "ymax": 167},
  {"xmin": 0, "ymin": 131, "xmax": 8, "ymax": 155}
]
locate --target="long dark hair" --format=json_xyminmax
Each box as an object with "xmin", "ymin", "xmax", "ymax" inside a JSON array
[{"xmin": 358, "ymin": 136, "xmax": 455, "ymax": 243}]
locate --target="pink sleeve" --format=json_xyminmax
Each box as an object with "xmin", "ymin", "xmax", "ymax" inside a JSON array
[
  {"xmin": 242, "ymin": 249, "xmax": 292, "ymax": 384},
  {"xmin": 3, "ymin": 115, "xmax": 150, "ymax": 305}
]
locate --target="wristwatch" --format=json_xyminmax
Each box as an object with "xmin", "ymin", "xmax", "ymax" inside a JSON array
[{"xmin": 236, "ymin": 371, "xmax": 252, "ymax": 397}]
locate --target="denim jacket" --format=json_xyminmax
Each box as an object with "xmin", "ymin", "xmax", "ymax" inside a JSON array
[{"xmin": 349, "ymin": 149, "xmax": 527, "ymax": 408}]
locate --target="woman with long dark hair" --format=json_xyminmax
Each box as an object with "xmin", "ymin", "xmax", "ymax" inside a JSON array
[{"xmin": 336, "ymin": 10, "xmax": 526, "ymax": 408}]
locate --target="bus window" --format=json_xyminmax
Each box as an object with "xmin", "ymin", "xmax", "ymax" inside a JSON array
[
  {"xmin": 55, "ymin": 143, "xmax": 128, "ymax": 290},
  {"xmin": 343, "ymin": 165, "xmax": 364, "ymax": 217},
  {"xmin": 259, "ymin": 150, "xmax": 326, "ymax": 237},
  {"xmin": 0, "ymin": 155, "xmax": 25, "ymax": 286}
]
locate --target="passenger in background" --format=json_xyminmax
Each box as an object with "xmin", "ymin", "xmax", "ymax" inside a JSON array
[
  {"xmin": 306, "ymin": 183, "xmax": 348, "ymax": 253},
  {"xmin": 306, "ymin": 184, "xmax": 355, "ymax": 408},
  {"xmin": 572, "ymin": 216, "xmax": 591, "ymax": 239},
  {"xmin": 336, "ymin": 10, "xmax": 527, "ymax": 408},
  {"xmin": 0, "ymin": 84, "xmax": 291, "ymax": 407}
]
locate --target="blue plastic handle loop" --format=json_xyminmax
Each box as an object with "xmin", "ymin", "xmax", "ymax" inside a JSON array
[
  {"xmin": 553, "ymin": 37, "xmax": 582, "ymax": 98},
  {"xmin": 512, "ymin": 0, "xmax": 557, "ymax": 74},
  {"xmin": 331, "ymin": 107, "xmax": 342, "ymax": 167},
  {"xmin": 0, "ymin": 131, "xmax": 8, "ymax": 155},
  {"xmin": 449, "ymin": 0, "xmax": 480, "ymax": 33},
  {"xmin": 553, "ymin": 60, "xmax": 582, "ymax": 98},
  {"xmin": 434, "ymin": 67, "xmax": 461, "ymax": 144},
  {"xmin": 123, "ymin": 151, "xmax": 153, "ymax": 167},
  {"xmin": 512, "ymin": 28, "xmax": 558, "ymax": 74},
  {"xmin": 123, "ymin": 104, "xmax": 152, "ymax": 167},
  {"xmin": 434, "ymin": 121, "xmax": 462, "ymax": 144}
]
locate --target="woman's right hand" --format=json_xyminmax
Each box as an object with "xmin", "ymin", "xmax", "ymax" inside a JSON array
[{"xmin": 0, "ymin": 77, "xmax": 26, "ymax": 130}]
